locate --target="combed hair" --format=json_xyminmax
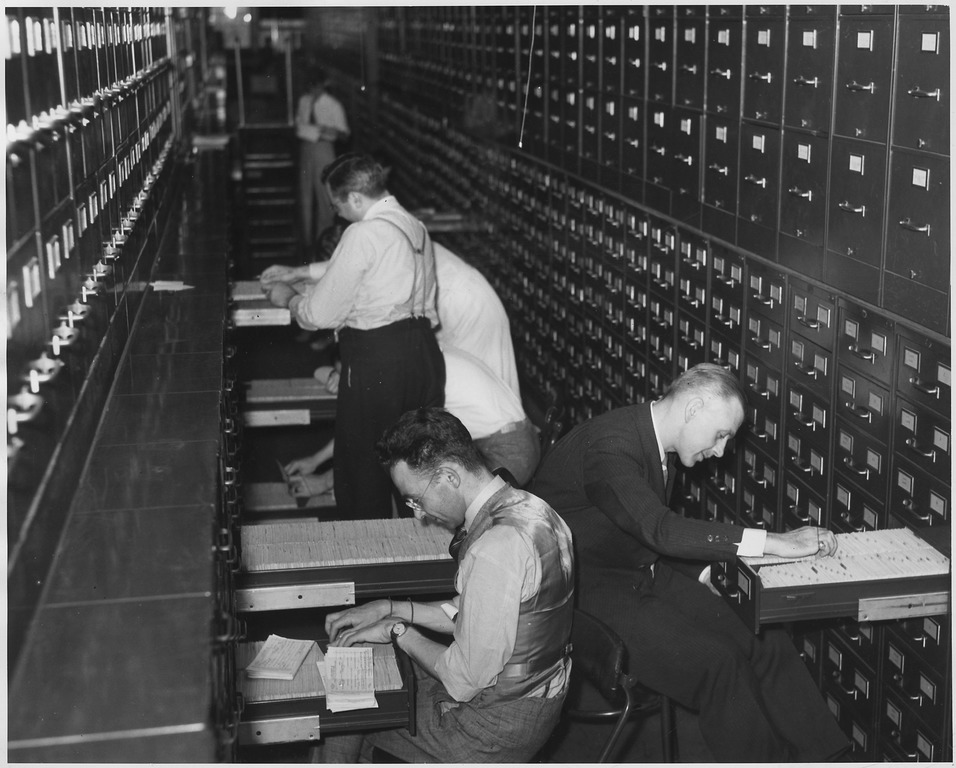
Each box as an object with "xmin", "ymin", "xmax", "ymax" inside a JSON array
[
  {"xmin": 321, "ymin": 153, "xmax": 388, "ymax": 201},
  {"xmin": 377, "ymin": 408, "xmax": 485, "ymax": 473},
  {"xmin": 663, "ymin": 362, "xmax": 747, "ymax": 409}
]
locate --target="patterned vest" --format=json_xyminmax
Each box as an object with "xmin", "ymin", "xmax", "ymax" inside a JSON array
[{"xmin": 457, "ymin": 484, "xmax": 574, "ymax": 702}]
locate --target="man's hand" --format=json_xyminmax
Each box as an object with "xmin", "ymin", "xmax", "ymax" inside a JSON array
[
  {"xmin": 765, "ymin": 526, "xmax": 838, "ymax": 558},
  {"xmin": 265, "ymin": 282, "xmax": 297, "ymax": 308},
  {"xmin": 328, "ymin": 617, "xmax": 396, "ymax": 647},
  {"xmin": 260, "ymin": 264, "xmax": 302, "ymax": 288},
  {"xmin": 326, "ymin": 600, "xmax": 392, "ymax": 644}
]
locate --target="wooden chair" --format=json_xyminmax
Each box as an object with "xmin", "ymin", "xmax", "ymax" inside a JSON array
[{"xmin": 564, "ymin": 609, "xmax": 676, "ymax": 763}]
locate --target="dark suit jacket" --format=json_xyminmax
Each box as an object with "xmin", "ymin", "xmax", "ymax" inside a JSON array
[{"xmin": 529, "ymin": 402, "xmax": 744, "ymax": 579}]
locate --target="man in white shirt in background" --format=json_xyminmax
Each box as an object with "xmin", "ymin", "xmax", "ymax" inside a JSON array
[{"xmin": 295, "ymin": 67, "xmax": 349, "ymax": 257}]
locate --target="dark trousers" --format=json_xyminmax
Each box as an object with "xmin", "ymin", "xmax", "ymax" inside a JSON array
[
  {"xmin": 578, "ymin": 561, "xmax": 849, "ymax": 762},
  {"xmin": 334, "ymin": 318, "xmax": 445, "ymax": 518}
]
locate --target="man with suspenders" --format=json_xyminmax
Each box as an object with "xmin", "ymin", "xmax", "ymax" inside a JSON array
[{"xmin": 262, "ymin": 154, "xmax": 445, "ymax": 518}]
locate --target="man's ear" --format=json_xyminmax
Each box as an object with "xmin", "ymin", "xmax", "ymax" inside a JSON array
[
  {"xmin": 440, "ymin": 466, "xmax": 462, "ymax": 488},
  {"xmin": 684, "ymin": 396, "xmax": 704, "ymax": 423}
]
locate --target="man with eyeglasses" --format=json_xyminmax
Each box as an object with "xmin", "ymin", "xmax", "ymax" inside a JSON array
[{"xmin": 308, "ymin": 408, "xmax": 574, "ymax": 763}]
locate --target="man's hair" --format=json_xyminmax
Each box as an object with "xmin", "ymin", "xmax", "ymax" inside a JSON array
[
  {"xmin": 377, "ymin": 408, "xmax": 486, "ymax": 474},
  {"xmin": 321, "ymin": 153, "xmax": 388, "ymax": 201},
  {"xmin": 663, "ymin": 363, "xmax": 748, "ymax": 410}
]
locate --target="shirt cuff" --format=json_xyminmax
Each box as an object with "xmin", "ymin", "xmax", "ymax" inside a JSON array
[
  {"xmin": 736, "ymin": 528, "xmax": 767, "ymax": 557},
  {"xmin": 307, "ymin": 262, "xmax": 329, "ymax": 281}
]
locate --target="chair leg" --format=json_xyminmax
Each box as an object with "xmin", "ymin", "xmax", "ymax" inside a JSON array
[{"xmin": 660, "ymin": 696, "xmax": 677, "ymax": 762}]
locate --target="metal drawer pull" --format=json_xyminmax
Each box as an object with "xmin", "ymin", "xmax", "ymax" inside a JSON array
[
  {"xmin": 902, "ymin": 498, "xmax": 931, "ymax": 521},
  {"xmin": 899, "ymin": 218, "xmax": 931, "ymax": 236},
  {"xmin": 748, "ymin": 71, "xmax": 772, "ymax": 82},
  {"xmin": 843, "ymin": 457, "xmax": 870, "ymax": 478},
  {"xmin": 674, "ymin": 153, "xmax": 693, "ymax": 165},
  {"xmin": 708, "ymin": 162, "xmax": 729, "ymax": 176},
  {"xmin": 845, "ymin": 402, "xmax": 873, "ymax": 422},
  {"xmin": 845, "ymin": 80, "xmax": 875, "ymax": 93},
  {"xmin": 796, "ymin": 313, "xmax": 821, "ymax": 329},
  {"xmin": 744, "ymin": 174, "xmax": 767, "ymax": 187},
  {"xmin": 905, "ymin": 437, "xmax": 936, "ymax": 460},
  {"xmin": 710, "ymin": 67, "xmax": 732, "ymax": 79},
  {"xmin": 838, "ymin": 200, "xmax": 866, "ymax": 216},
  {"xmin": 909, "ymin": 376, "xmax": 940, "ymax": 396},
  {"xmin": 789, "ymin": 186, "xmax": 812, "ymax": 200},
  {"xmin": 792, "ymin": 75, "xmax": 820, "ymax": 88},
  {"xmin": 680, "ymin": 64, "xmax": 697, "ymax": 74},
  {"xmin": 906, "ymin": 86, "xmax": 940, "ymax": 100},
  {"xmin": 848, "ymin": 343, "xmax": 874, "ymax": 361}
]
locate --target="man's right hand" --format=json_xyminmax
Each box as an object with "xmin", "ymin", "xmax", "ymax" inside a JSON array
[{"xmin": 765, "ymin": 526, "xmax": 838, "ymax": 559}]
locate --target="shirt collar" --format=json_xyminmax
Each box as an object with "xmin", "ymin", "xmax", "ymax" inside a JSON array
[
  {"xmin": 362, "ymin": 195, "xmax": 394, "ymax": 220},
  {"xmin": 463, "ymin": 475, "xmax": 506, "ymax": 530},
  {"xmin": 649, "ymin": 400, "xmax": 667, "ymax": 468}
]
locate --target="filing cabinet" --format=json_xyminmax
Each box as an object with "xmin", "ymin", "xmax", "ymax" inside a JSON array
[
  {"xmin": 893, "ymin": 397, "xmax": 951, "ymax": 484},
  {"xmin": 702, "ymin": 115, "xmax": 739, "ymax": 239},
  {"xmin": 742, "ymin": 17, "xmax": 785, "ymax": 124},
  {"xmin": 889, "ymin": 455, "xmax": 950, "ymax": 529},
  {"xmin": 779, "ymin": 132, "xmax": 829, "ymax": 277},
  {"xmin": 601, "ymin": 7, "xmax": 623, "ymax": 95},
  {"xmin": 789, "ymin": 278, "xmax": 837, "ymax": 351},
  {"xmin": 702, "ymin": 451, "xmax": 740, "ymax": 523},
  {"xmin": 599, "ymin": 94, "xmax": 622, "ymax": 189},
  {"xmin": 739, "ymin": 446, "xmax": 780, "ymax": 529},
  {"xmin": 783, "ymin": 475, "xmax": 827, "ymax": 530},
  {"xmin": 837, "ymin": 302, "xmax": 897, "ymax": 387},
  {"xmin": 672, "ymin": 463, "xmax": 704, "ymax": 520},
  {"xmin": 821, "ymin": 633, "xmax": 879, "ymax": 747},
  {"xmin": 646, "ymin": 14, "xmax": 673, "ymax": 105},
  {"xmin": 883, "ymin": 637, "xmax": 949, "ymax": 742},
  {"xmin": 645, "ymin": 103, "xmax": 673, "ymax": 204},
  {"xmin": 580, "ymin": 6, "xmax": 601, "ymax": 92},
  {"xmin": 670, "ymin": 107, "xmax": 702, "ymax": 222},
  {"xmin": 706, "ymin": 16, "xmax": 743, "ymax": 117},
  {"xmin": 784, "ymin": 18, "xmax": 835, "ymax": 132},
  {"xmin": 620, "ymin": 96, "xmax": 645, "ymax": 200},
  {"xmin": 883, "ymin": 149, "xmax": 949, "ymax": 333},
  {"xmin": 737, "ymin": 122, "xmax": 780, "ymax": 255},
  {"xmin": 674, "ymin": 15, "xmax": 705, "ymax": 109},
  {"xmin": 833, "ymin": 14, "xmax": 894, "ymax": 142},
  {"xmin": 621, "ymin": 8, "xmax": 646, "ymax": 99},
  {"xmin": 895, "ymin": 326, "xmax": 951, "ymax": 418},
  {"xmin": 826, "ymin": 139, "xmax": 887, "ymax": 301},
  {"xmin": 833, "ymin": 420, "xmax": 891, "ymax": 505},
  {"xmin": 892, "ymin": 14, "xmax": 949, "ymax": 155},
  {"xmin": 836, "ymin": 365, "xmax": 893, "ymax": 443}
]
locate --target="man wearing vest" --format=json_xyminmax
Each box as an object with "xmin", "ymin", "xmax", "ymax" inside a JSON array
[
  {"xmin": 262, "ymin": 154, "xmax": 445, "ymax": 518},
  {"xmin": 309, "ymin": 408, "xmax": 575, "ymax": 762}
]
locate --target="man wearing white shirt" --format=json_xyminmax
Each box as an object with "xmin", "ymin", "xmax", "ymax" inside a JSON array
[
  {"xmin": 264, "ymin": 154, "xmax": 444, "ymax": 519},
  {"xmin": 529, "ymin": 363, "xmax": 849, "ymax": 762},
  {"xmin": 295, "ymin": 68, "xmax": 349, "ymax": 253}
]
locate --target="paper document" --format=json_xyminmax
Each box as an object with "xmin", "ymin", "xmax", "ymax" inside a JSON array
[
  {"xmin": 323, "ymin": 646, "xmax": 378, "ymax": 712},
  {"xmin": 245, "ymin": 634, "xmax": 315, "ymax": 680}
]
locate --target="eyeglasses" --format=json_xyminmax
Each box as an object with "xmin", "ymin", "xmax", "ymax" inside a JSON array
[{"xmin": 403, "ymin": 470, "xmax": 441, "ymax": 514}]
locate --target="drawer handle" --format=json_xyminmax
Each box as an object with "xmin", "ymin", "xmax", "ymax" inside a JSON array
[
  {"xmin": 744, "ymin": 174, "xmax": 767, "ymax": 188},
  {"xmin": 848, "ymin": 343, "xmax": 874, "ymax": 361},
  {"xmin": 650, "ymin": 145, "xmax": 666, "ymax": 156},
  {"xmin": 906, "ymin": 85, "xmax": 940, "ymax": 100},
  {"xmin": 750, "ymin": 336, "xmax": 772, "ymax": 350},
  {"xmin": 710, "ymin": 67, "xmax": 732, "ymax": 79},
  {"xmin": 902, "ymin": 498, "xmax": 931, "ymax": 521},
  {"xmin": 652, "ymin": 61, "xmax": 668, "ymax": 71},
  {"xmin": 792, "ymin": 411, "xmax": 817, "ymax": 429},
  {"xmin": 788, "ymin": 186, "xmax": 812, "ymax": 200},
  {"xmin": 792, "ymin": 75, "xmax": 820, "ymax": 88},
  {"xmin": 674, "ymin": 153, "xmax": 693, "ymax": 165},
  {"xmin": 909, "ymin": 376, "xmax": 940, "ymax": 397},
  {"xmin": 748, "ymin": 71, "xmax": 772, "ymax": 83},
  {"xmin": 716, "ymin": 573, "xmax": 739, "ymax": 598},
  {"xmin": 793, "ymin": 457, "xmax": 814, "ymax": 474},
  {"xmin": 794, "ymin": 361, "xmax": 819, "ymax": 379},
  {"xmin": 708, "ymin": 162, "xmax": 729, "ymax": 176},
  {"xmin": 680, "ymin": 64, "xmax": 698, "ymax": 74},
  {"xmin": 905, "ymin": 437, "xmax": 936, "ymax": 461},
  {"xmin": 838, "ymin": 200, "xmax": 866, "ymax": 216},
  {"xmin": 789, "ymin": 503, "xmax": 811, "ymax": 523},
  {"xmin": 845, "ymin": 80, "xmax": 875, "ymax": 93},
  {"xmin": 843, "ymin": 457, "xmax": 870, "ymax": 478},
  {"xmin": 899, "ymin": 218, "xmax": 932, "ymax": 235},
  {"xmin": 796, "ymin": 313, "xmax": 821, "ymax": 330},
  {"xmin": 845, "ymin": 401, "xmax": 873, "ymax": 422}
]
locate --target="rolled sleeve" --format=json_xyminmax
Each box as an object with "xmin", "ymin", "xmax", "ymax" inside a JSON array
[{"xmin": 434, "ymin": 527, "xmax": 536, "ymax": 701}]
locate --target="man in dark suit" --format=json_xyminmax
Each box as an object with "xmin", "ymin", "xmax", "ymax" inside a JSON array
[{"xmin": 530, "ymin": 362, "xmax": 848, "ymax": 761}]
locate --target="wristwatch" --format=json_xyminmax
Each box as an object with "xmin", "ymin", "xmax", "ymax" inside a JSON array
[{"xmin": 390, "ymin": 621, "xmax": 407, "ymax": 645}]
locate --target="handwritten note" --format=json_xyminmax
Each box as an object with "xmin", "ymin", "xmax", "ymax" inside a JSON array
[{"xmin": 324, "ymin": 646, "xmax": 377, "ymax": 712}]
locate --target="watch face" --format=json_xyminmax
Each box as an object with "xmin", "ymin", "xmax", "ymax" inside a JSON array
[{"xmin": 392, "ymin": 622, "xmax": 406, "ymax": 637}]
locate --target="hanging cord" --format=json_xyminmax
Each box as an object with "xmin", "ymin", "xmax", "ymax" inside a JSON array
[{"xmin": 517, "ymin": 6, "xmax": 537, "ymax": 149}]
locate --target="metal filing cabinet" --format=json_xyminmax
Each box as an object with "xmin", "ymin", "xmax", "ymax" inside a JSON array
[
  {"xmin": 671, "ymin": 107, "xmax": 702, "ymax": 223},
  {"xmin": 674, "ymin": 14, "xmax": 705, "ymax": 109},
  {"xmin": 708, "ymin": 244, "xmax": 746, "ymax": 373},
  {"xmin": 892, "ymin": 13, "xmax": 949, "ymax": 155},
  {"xmin": 602, "ymin": 7, "xmax": 623, "ymax": 96},
  {"xmin": 833, "ymin": 12, "xmax": 894, "ymax": 143},
  {"xmin": 883, "ymin": 149, "xmax": 950, "ymax": 334},
  {"xmin": 784, "ymin": 16, "xmax": 836, "ymax": 133},
  {"xmin": 622, "ymin": 7, "xmax": 646, "ymax": 99},
  {"xmin": 620, "ymin": 95, "xmax": 645, "ymax": 200},
  {"xmin": 825, "ymin": 138, "xmax": 888, "ymax": 303},
  {"xmin": 705, "ymin": 14, "xmax": 743, "ymax": 118},
  {"xmin": 779, "ymin": 132, "xmax": 829, "ymax": 278},
  {"xmin": 647, "ymin": 13, "xmax": 673, "ymax": 105},
  {"xmin": 645, "ymin": 104, "xmax": 673, "ymax": 212},
  {"xmin": 822, "ymin": 631, "xmax": 880, "ymax": 760},
  {"xmin": 742, "ymin": 14, "xmax": 785, "ymax": 124},
  {"xmin": 702, "ymin": 115, "xmax": 739, "ymax": 241},
  {"xmin": 737, "ymin": 122, "xmax": 780, "ymax": 257}
]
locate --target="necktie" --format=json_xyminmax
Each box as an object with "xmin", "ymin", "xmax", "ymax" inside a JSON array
[{"xmin": 448, "ymin": 525, "xmax": 467, "ymax": 561}]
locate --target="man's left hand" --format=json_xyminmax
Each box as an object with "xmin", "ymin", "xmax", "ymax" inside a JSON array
[{"xmin": 328, "ymin": 617, "xmax": 395, "ymax": 647}]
